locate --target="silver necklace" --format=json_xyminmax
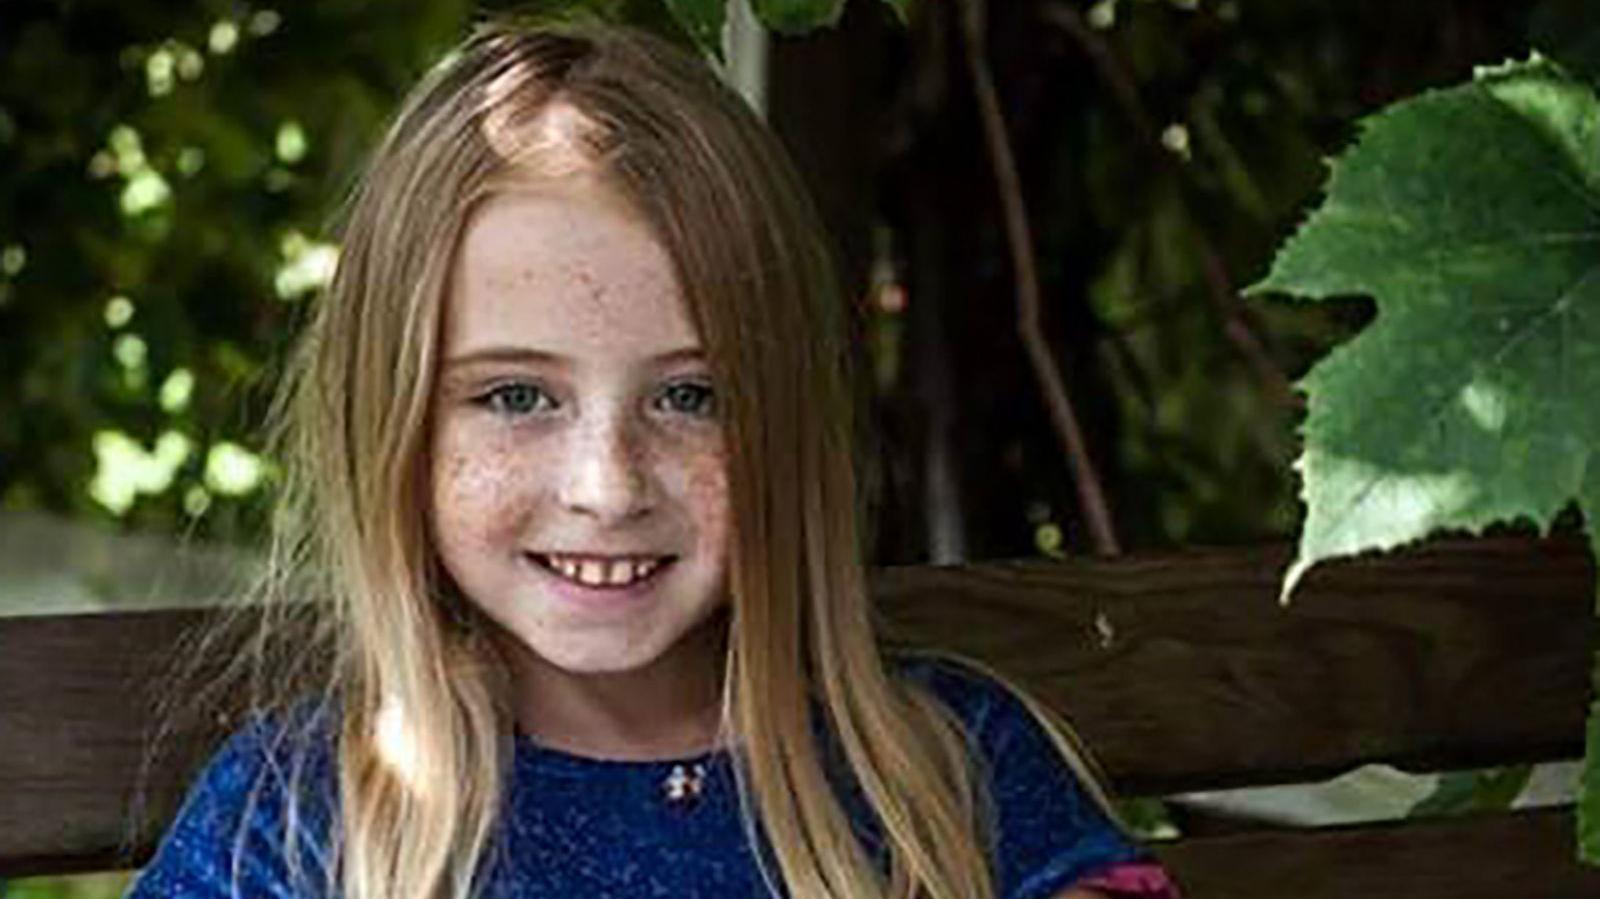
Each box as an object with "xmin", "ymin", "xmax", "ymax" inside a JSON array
[{"xmin": 662, "ymin": 762, "xmax": 708, "ymax": 805}]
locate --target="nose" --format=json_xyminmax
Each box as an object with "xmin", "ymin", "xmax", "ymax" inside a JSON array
[{"xmin": 555, "ymin": 413, "xmax": 655, "ymax": 523}]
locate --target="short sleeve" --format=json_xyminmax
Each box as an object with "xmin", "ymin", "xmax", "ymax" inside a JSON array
[
  {"xmin": 901, "ymin": 658, "xmax": 1180, "ymax": 899},
  {"xmin": 124, "ymin": 711, "xmax": 338, "ymax": 899}
]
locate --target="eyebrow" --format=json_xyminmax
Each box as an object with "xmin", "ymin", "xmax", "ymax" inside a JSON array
[{"xmin": 441, "ymin": 346, "xmax": 706, "ymax": 369}]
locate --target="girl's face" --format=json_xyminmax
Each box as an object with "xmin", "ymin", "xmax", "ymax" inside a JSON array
[{"xmin": 428, "ymin": 178, "xmax": 730, "ymax": 678}]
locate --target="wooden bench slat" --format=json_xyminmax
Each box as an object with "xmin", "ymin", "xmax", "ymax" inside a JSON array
[
  {"xmin": 0, "ymin": 609, "xmax": 220, "ymax": 875},
  {"xmin": 1159, "ymin": 807, "xmax": 1600, "ymax": 898},
  {"xmin": 877, "ymin": 535, "xmax": 1597, "ymax": 793},
  {"xmin": 2, "ymin": 535, "xmax": 1594, "ymax": 876}
]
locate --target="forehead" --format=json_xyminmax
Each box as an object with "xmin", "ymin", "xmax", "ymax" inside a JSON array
[{"xmin": 443, "ymin": 181, "xmax": 696, "ymax": 357}]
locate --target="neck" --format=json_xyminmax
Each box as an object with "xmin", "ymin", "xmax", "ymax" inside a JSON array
[{"xmin": 495, "ymin": 618, "xmax": 728, "ymax": 761}]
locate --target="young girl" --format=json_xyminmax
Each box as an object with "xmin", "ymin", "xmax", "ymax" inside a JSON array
[{"xmin": 127, "ymin": 17, "xmax": 1181, "ymax": 899}]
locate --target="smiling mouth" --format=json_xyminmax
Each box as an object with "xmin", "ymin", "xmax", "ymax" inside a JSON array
[{"xmin": 526, "ymin": 553, "xmax": 677, "ymax": 588}]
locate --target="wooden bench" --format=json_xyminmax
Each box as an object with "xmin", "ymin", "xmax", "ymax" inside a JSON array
[{"xmin": 4, "ymin": 536, "xmax": 1597, "ymax": 897}]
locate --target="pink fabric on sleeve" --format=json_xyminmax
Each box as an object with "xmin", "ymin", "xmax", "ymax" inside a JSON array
[{"xmin": 1074, "ymin": 860, "xmax": 1183, "ymax": 898}]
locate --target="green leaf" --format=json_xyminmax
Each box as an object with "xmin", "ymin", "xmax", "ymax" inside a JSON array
[
  {"xmin": 1410, "ymin": 766, "xmax": 1533, "ymax": 818},
  {"xmin": 880, "ymin": 0, "xmax": 913, "ymax": 26},
  {"xmin": 1410, "ymin": 771, "xmax": 1478, "ymax": 818},
  {"xmin": 663, "ymin": 0, "xmax": 727, "ymax": 59},
  {"xmin": 752, "ymin": 0, "xmax": 846, "ymax": 35},
  {"xmin": 1250, "ymin": 58, "xmax": 1600, "ymax": 604}
]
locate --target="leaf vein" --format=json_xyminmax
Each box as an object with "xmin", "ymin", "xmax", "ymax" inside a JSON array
[{"xmin": 1312, "ymin": 263, "xmax": 1600, "ymax": 544}]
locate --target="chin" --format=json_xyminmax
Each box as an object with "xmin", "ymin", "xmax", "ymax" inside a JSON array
[
  {"xmin": 495, "ymin": 625, "xmax": 680, "ymax": 677},
  {"xmin": 539, "ymin": 644, "xmax": 667, "ymax": 676}
]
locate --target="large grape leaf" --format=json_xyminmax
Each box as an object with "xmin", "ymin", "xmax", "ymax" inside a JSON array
[
  {"xmin": 1250, "ymin": 58, "xmax": 1600, "ymax": 861},
  {"xmin": 1253, "ymin": 57, "xmax": 1600, "ymax": 600}
]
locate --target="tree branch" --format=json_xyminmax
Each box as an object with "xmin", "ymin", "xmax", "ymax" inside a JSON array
[
  {"xmin": 957, "ymin": 0, "xmax": 1122, "ymax": 556},
  {"xmin": 1041, "ymin": 1, "xmax": 1299, "ymax": 412}
]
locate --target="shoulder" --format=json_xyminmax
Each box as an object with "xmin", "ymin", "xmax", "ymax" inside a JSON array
[
  {"xmin": 893, "ymin": 652, "xmax": 1015, "ymax": 718},
  {"xmin": 891, "ymin": 652, "xmax": 1056, "ymax": 760},
  {"xmin": 196, "ymin": 702, "xmax": 338, "ymax": 802},
  {"xmin": 200, "ymin": 700, "xmax": 340, "ymax": 818},
  {"xmin": 890, "ymin": 654, "xmax": 1176, "ymax": 899},
  {"xmin": 126, "ymin": 701, "xmax": 339, "ymax": 898}
]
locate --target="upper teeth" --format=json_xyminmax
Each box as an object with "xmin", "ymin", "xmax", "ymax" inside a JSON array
[{"xmin": 542, "ymin": 554, "xmax": 666, "ymax": 587}]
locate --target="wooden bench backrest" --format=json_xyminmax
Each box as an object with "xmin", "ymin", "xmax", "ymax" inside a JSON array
[{"xmin": 3, "ymin": 536, "xmax": 1596, "ymax": 897}]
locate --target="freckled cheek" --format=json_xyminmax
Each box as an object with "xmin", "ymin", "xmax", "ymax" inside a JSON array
[
  {"xmin": 428, "ymin": 424, "xmax": 538, "ymax": 554},
  {"xmin": 677, "ymin": 445, "xmax": 731, "ymax": 566}
]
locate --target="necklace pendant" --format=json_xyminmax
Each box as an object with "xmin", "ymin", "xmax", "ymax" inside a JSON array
[{"xmin": 663, "ymin": 762, "xmax": 707, "ymax": 806}]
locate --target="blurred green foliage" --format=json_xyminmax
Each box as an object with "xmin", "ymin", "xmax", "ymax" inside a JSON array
[
  {"xmin": 0, "ymin": 0, "xmax": 1540, "ymax": 557},
  {"xmin": 0, "ymin": 0, "xmax": 483, "ymax": 540},
  {"xmin": 1, "ymin": 873, "xmax": 133, "ymax": 899},
  {"xmin": 864, "ymin": 0, "xmax": 1535, "ymax": 557},
  {"xmin": 0, "ymin": 0, "xmax": 698, "ymax": 544}
]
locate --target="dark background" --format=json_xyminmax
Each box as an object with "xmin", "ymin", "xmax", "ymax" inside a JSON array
[{"xmin": 0, "ymin": 0, "xmax": 1541, "ymax": 564}]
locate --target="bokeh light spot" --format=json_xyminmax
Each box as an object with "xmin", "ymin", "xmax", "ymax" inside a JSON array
[
  {"xmin": 177, "ymin": 146, "xmax": 206, "ymax": 177},
  {"xmin": 1088, "ymin": 0, "xmax": 1116, "ymax": 30},
  {"xmin": 1161, "ymin": 123, "xmax": 1192, "ymax": 160},
  {"xmin": 109, "ymin": 125, "xmax": 145, "ymax": 172},
  {"xmin": 88, "ymin": 151, "xmax": 116, "ymax": 179},
  {"xmin": 176, "ymin": 44, "xmax": 204, "ymax": 80},
  {"xmin": 184, "ymin": 485, "xmax": 212, "ymax": 517},
  {"xmin": 105, "ymin": 295, "xmax": 136, "ymax": 328},
  {"xmin": 88, "ymin": 429, "xmax": 193, "ymax": 515},
  {"xmin": 275, "ymin": 121, "xmax": 308, "ymax": 164},
  {"xmin": 1, "ymin": 244, "xmax": 25, "ymax": 276},
  {"xmin": 1035, "ymin": 522, "xmax": 1065, "ymax": 557},
  {"xmin": 249, "ymin": 10, "xmax": 282, "ymax": 36},
  {"xmin": 205, "ymin": 441, "xmax": 265, "ymax": 496},
  {"xmin": 146, "ymin": 48, "xmax": 175, "ymax": 97},
  {"xmin": 159, "ymin": 368, "xmax": 196, "ymax": 413},
  {"xmin": 209, "ymin": 21, "xmax": 240, "ymax": 55},
  {"xmin": 121, "ymin": 169, "xmax": 172, "ymax": 216},
  {"xmin": 113, "ymin": 333, "xmax": 148, "ymax": 370},
  {"xmin": 274, "ymin": 230, "xmax": 339, "ymax": 300}
]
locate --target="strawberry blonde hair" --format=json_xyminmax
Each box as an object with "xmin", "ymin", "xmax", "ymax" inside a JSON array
[{"xmin": 205, "ymin": 15, "xmax": 1118, "ymax": 899}]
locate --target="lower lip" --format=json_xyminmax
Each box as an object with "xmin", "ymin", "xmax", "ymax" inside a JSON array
[{"xmin": 521, "ymin": 555, "xmax": 675, "ymax": 608}]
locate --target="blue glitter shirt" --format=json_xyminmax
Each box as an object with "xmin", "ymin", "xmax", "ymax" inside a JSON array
[{"xmin": 126, "ymin": 659, "xmax": 1159, "ymax": 898}]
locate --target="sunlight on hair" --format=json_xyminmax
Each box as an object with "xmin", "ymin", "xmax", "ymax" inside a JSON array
[
  {"xmin": 375, "ymin": 695, "xmax": 426, "ymax": 795},
  {"xmin": 481, "ymin": 66, "xmax": 598, "ymax": 178}
]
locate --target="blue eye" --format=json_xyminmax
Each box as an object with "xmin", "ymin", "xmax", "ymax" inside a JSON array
[
  {"xmin": 656, "ymin": 380, "xmax": 717, "ymax": 417},
  {"xmin": 476, "ymin": 382, "xmax": 555, "ymax": 416}
]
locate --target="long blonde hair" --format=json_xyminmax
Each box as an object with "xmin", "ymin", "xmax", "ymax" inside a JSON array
[{"xmin": 221, "ymin": 16, "xmax": 1120, "ymax": 899}]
